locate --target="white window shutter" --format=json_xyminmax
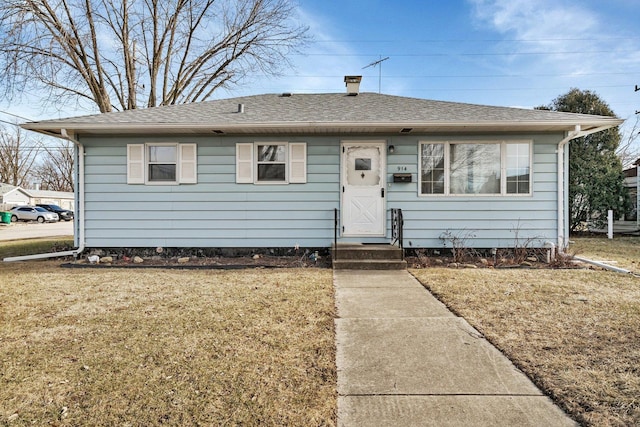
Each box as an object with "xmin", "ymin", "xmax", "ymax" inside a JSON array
[
  {"xmin": 179, "ymin": 143, "xmax": 197, "ymax": 184},
  {"xmin": 236, "ymin": 143, "xmax": 254, "ymax": 183},
  {"xmin": 127, "ymin": 144, "xmax": 145, "ymax": 184},
  {"xmin": 289, "ymin": 142, "xmax": 307, "ymax": 183}
]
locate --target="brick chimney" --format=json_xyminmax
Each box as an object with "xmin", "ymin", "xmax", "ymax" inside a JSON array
[{"xmin": 344, "ymin": 76, "xmax": 362, "ymax": 96}]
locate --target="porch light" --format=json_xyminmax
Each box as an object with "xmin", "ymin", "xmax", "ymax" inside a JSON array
[{"xmin": 388, "ymin": 145, "xmax": 395, "ymax": 154}]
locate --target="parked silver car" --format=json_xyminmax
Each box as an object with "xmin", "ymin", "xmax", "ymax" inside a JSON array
[{"xmin": 10, "ymin": 206, "xmax": 59, "ymax": 223}]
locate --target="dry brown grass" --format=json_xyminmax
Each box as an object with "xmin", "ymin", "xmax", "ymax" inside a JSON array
[
  {"xmin": 411, "ymin": 267, "xmax": 640, "ymax": 427},
  {"xmin": 0, "ymin": 262, "xmax": 336, "ymax": 426},
  {"xmin": 0, "ymin": 238, "xmax": 74, "ymax": 259},
  {"xmin": 569, "ymin": 236, "xmax": 640, "ymax": 272}
]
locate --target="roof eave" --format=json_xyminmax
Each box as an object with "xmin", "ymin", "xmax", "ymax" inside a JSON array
[{"xmin": 21, "ymin": 118, "xmax": 624, "ymax": 137}]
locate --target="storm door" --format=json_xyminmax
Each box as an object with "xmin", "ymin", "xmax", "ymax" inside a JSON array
[{"xmin": 341, "ymin": 141, "xmax": 386, "ymax": 236}]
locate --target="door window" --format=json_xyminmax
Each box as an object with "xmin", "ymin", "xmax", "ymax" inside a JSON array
[{"xmin": 347, "ymin": 146, "xmax": 380, "ymax": 186}]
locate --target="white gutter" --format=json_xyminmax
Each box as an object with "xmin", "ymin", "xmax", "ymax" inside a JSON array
[{"xmin": 4, "ymin": 129, "xmax": 85, "ymax": 262}]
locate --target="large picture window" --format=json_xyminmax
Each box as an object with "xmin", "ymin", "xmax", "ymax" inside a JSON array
[{"xmin": 420, "ymin": 141, "xmax": 531, "ymax": 196}]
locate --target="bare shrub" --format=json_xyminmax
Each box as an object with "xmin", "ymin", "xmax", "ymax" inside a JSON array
[{"xmin": 439, "ymin": 229, "xmax": 479, "ymax": 263}]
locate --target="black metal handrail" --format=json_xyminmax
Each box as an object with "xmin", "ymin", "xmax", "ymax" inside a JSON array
[
  {"xmin": 391, "ymin": 208, "xmax": 404, "ymax": 260},
  {"xmin": 334, "ymin": 208, "xmax": 339, "ymax": 260}
]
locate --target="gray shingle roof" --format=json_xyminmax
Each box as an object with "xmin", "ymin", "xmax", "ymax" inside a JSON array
[
  {"xmin": 0, "ymin": 183, "xmax": 18, "ymax": 196},
  {"xmin": 0, "ymin": 184, "xmax": 72, "ymax": 199},
  {"xmin": 23, "ymin": 92, "xmax": 623, "ymax": 136},
  {"xmin": 27, "ymin": 189, "xmax": 74, "ymax": 199}
]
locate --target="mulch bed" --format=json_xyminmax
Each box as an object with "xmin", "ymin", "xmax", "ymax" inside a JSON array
[{"xmin": 64, "ymin": 254, "xmax": 333, "ymax": 269}]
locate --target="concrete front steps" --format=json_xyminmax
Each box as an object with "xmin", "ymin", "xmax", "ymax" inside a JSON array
[{"xmin": 332, "ymin": 243, "xmax": 407, "ymax": 270}]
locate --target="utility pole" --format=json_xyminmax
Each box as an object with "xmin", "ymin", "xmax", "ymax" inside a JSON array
[
  {"xmin": 363, "ymin": 56, "xmax": 389, "ymax": 94},
  {"xmin": 636, "ymin": 84, "xmax": 639, "ymax": 228}
]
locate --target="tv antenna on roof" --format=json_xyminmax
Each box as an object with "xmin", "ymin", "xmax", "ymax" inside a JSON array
[{"xmin": 363, "ymin": 56, "xmax": 389, "ymax": 93}]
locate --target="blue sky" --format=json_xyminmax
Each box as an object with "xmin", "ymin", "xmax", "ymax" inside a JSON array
[
  {"xmin": 228, "ymin": 0, "xmax": 640, "ymax": 142},
  {"xmin": 2, "ymin": 0, "xmax": 639, "ymax": 146},
  {"xmin": 258, "ymin": 0, "xmax": 639, "ymax": 114}
]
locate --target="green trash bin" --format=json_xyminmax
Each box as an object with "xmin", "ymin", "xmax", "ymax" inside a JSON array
[{"xmin": 0, "ymin": 211, "xmax": 11, "ymax": 224}]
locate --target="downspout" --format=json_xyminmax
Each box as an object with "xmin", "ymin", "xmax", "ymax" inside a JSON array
[
  {"xmin": 557, "ymin": 125, "xmax": 582, "ymax": 250},
  {"xmin": 556, "ymin": 124, "xmax": 616, "ymax": 250},
  {"xmin": 4, "ymin": 129, "xmax": 85, "ymax": 261},
  {"xmin": 572, "ymin": 256, "xmax": 636, "ymax": 275}
]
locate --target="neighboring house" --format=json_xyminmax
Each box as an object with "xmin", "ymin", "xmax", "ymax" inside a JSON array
[
  {"xmin": 26, "ymin": 189, "xmax": 75, "ymax": 211},
  {"xmin": 0, "ymin": 183, "xmax": 31, "ymax": 210},
  {"xmin": 623, "ymin": 159, "xmax": 639, "ymax": 221},
  {"xmin": 22, "ymin": 77, "xmax": 622, "ymax": 251},
  {"xmin": 0, "ymin": 183, "xmax": 75, "ymax": 211}
]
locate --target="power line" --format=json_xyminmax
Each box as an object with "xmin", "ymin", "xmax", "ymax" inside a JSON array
[
  {"xmin": 254, "ymin": 71, "xmax": 639, "ymax": 79},
  {"xmin": 294, "ymin": 50, "xmax": 636, "ymax": 57},
  {"xmin": 0, "ymin": 118, "xmax": 23, "ymax": 127},
  {"xmin": 310, "ymin": 37, "xmax": 640, "ymax": 43},
  {"xmin": 0, "ymin": 110, "xmax": 33, "ymax": 121}
]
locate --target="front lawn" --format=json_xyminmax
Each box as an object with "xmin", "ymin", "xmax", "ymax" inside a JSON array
[
  {"xmin": 411, "ymin": 266, "xmax": 640, "ymax": 426},
  {"xmin": 569, "ymin": 235, "xmax": 640, "ymax": 272},
  {"xmin": 0, "ymin": 237, "xmax": 74, "ymax": 259},
  {"xmin": 0, "ymin": 262, "xmax": 336, "ymax": 426}
]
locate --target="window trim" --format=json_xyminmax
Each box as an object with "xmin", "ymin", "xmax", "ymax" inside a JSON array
[
  {"xmin": 418, "ymin": 140, "xmax": 533, "ymax": 197},
  {"xmin": 235, "ymin": 141, "xmax": 307, "ymax": 185},
  {"xmin": 127, "ymin": 142, "xmax": 197, "ymax": 185}
]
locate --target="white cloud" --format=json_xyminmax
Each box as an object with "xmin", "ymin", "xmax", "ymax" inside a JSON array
[
  {"xmin": 468, "ymin": 0, "xmax": 606, "ymax": 74},
  {"xmin": 467, "ymin": 0, "xmax": 640, "ymax": 148},
  {"xmin": 467, "ymin": 0, "xmax": 638, "ymax": 92},
  {"xmin": 470, "ymin": 0, "xmax": 598, "ymax": 44}
]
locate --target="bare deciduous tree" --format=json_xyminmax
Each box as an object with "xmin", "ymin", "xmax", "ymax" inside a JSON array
[
  {"xmin": 0, "ymin": 0, "xmax": 309, "ymax": 113},
  {"xmin": 617, "ymin": 115, "xmax": 640, "ymax": 167},
  {"xmin": 0, "ymin": 126, "xmax": 38, "ymax": 187},
  {"xmin": 32, "ymin": 142, "xmax": 75, "ymax": 192}
]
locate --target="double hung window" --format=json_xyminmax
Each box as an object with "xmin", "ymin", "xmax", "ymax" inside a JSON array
[
  {"xmin": 256, "ymin": 144, "xmax": 287, "ymax": 182},
  {"xmin": 236, "ymin": 142, "xmax": 307, "ymax": 184},
  {"xmin": 127, "ymin": 143, "xmax": 197, "ymax": 185},
  {"xmin": 148, "ymin": 144, "xmax": 178, "ymax": 182}
]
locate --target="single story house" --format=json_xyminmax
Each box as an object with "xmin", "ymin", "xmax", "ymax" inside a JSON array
[
  {"xmin": 0, "ymin": 183, "xmax": 75, "ymax": 211},
  {"xmin": 0, "ymin": 183, "xmax": 31, "ymax": 210},
  {"xmin": 21, "ymin": 77, "xmax": 622, "ymax": 254},
  {"xmin": 27, "ymin": 188, "xmax": 75, "ymax": 211}
]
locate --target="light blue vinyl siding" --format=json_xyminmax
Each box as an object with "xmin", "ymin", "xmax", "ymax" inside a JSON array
[
  {"xmin": 81, "ymin": 137, "xmax": 340, "ymax": 248},
  {"xmin": 79, "ymin": 133, "xmax": 560, "ymax": 248}
]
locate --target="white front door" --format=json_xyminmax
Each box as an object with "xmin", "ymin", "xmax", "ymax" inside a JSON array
[{"xmin": 341, "ymin": 141, "xmax": 386, "ymax": 236}]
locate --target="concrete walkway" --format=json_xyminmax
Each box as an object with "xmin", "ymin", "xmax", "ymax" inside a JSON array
[{"xmin": 334, "ymin": 270, "xmax": 577, "ymax": 427}]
